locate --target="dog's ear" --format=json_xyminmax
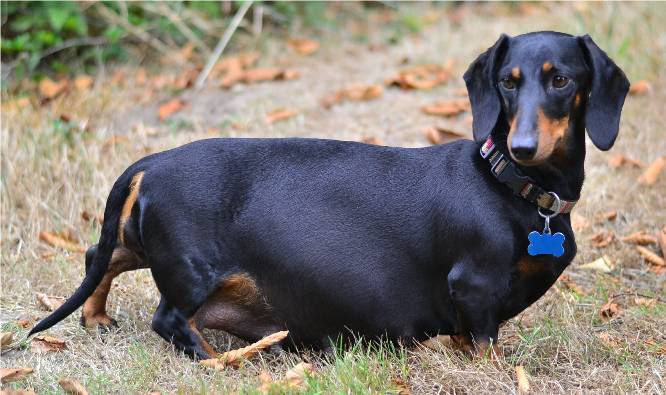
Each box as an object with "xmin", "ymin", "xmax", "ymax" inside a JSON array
[
  {"xmin": 578, "ymin": 35, "xmax": 630, "ymax": 151},
  {"xmin": 464, "ymin": 34, "xmax": 510, "ymax": 142}
]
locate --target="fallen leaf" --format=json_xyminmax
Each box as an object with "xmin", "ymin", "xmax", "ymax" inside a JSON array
[
  {"xmin": 39, "ymin": 78, "xmax": 68, "ymax": 100},
  {"xmin": 81, "ymin": 210, "xmax": 104, "ymax": 225},
  {"xmin": 0, "ymin": 388, "xmax": 37, "ymax": 395},
  {"xmin": 597, "ymin": 332, "xmax": 619, "ymax": 347},
  {"xmin": 16, "ymin": 319, "xmax": 30, "ymax": 328},
  {"xmin": 607, "ymin": 154, "xmax": 643, "ymax": 169},
  {"xmin": 621, "ymin": 231, "xmax": 657, "ymax": 246},
  {"xmin": 135, "ymin": 68, "xmax": 148, "ymax": 85},
  {"xmin": 174, "ymin": 68, "xmax": 200, "ymax": 89},
  {"xmin": 285, "ymin": 362, "xmax": 314, "ymax": 389},
  {"xmin": 636, "ymin": 246, "xmax": 665, "ymax": 267},
  {"xmin": 600, "ymin": 299, "xmax": 621, "ymax": 320},
  {"xmin": 265, "ymin": 108, "xmax": 298, "ymax": 124},
  {"xmin": 36, "ymin": 293, "xmax": 66, "ymax": 311},
  {"xmin": 73, "ymin": 75, "xmax": 93, "ymax": 91},
  {"xmin": 102, "ymin": 135, "xmax": 129, "ymax": 150},
  {"xmin": 200, "ymin": 330, "xmax": 289, "ymax": 369},
  {"xmin": 1, "ymin": 332, "xmax": 13, "ymax": 349},
  {"xmin": 571, "ymin": 213, "xmax": 590, "ymax": 232},
  {"xmin": 287, "ymin": 38, "xmax": 320, "ymax": 55},
  {"xmin": 424, "ymin": 126, "xmax": 466, "ymax": 145},
  {"xmin": 588, "ymin": 230, "xmax": 615, "ymax": 248},
  {"xmin": 38, "ymin": 231, "xmax": 86, "ymax": 253},
  {"xmin": 59, "ymin": 378, "xmax": 88, "ymax": 395},
  {"xmin": 634, "ymin": 297, "xmax": 657, "ymax": 307},
  {"xmin": 629, "ymin": 80, "xmax": 651, "ymax": 95},
  {"xmin": 659, "ymin": 226, "xmax": 666, "ymax": 258},
  {"xmin": 361, "ymin": 136, "xmax": 385, "ymax": 145},
  {"xmin": 111, "ymin": 70, "xmax": 125, "ymax": 85},
  {"xmin": 421, "ymin": 98, "xmax": 470, "ymax": 117},
  {"xmin": 178, "ymin": 42, "xmax": 196, "ymax": 62},
  {"xmin": 0, "ymin": 368, "xmax": 34, "ymax": 384},
  {"xmin": 392, "ymin": 378, "xmax": 412, "ymax": 395},
  {"xmin": 598, "ymin": 210, "xmax": 618, "ymax": 222},
  {"xmin": 321, "ymin": 84, "xmax": 383, "ymax": 108},
  {"xmin": 158, "ymin": 99, "xmax": 186, "ymax": 120},
  {"xmin": 257, "ymin": 370, "xmax": 273, "ymax": 393},
  {"xmin": 515, "ymin": 365, "xmax": 530, "ymax": 393},
  {"xmin": 242, "ymin": 68, "xmax": 299, "ymax": 83},
  {"xmin": 578, "ymin": 255, "xmax": 613, "ymax": 273},
  {"xmin": 30, "ymin": 335, "xmax": 67, "ymax": 353},
  {"xmin": 387, "ymin": 62, "xmax": 453, "ymax": 90},
  {"xmin": 638, "ymin": 156, "xmax": 666, "ymax": 185}
]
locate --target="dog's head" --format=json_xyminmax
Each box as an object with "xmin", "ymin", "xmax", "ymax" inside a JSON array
[{"xmin": 464, "ymin": 32, "xmax": 630, "ymax": 165}]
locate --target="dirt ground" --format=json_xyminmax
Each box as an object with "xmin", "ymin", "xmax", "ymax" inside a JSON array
[{"xmin": 1, "ymin": 2, "xmax": 665, "ymax": 394}]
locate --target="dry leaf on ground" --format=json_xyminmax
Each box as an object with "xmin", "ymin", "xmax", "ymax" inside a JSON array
[
  {"xmin": 597, "ymin": 332, "xmax": 620, "ymax": 347},
  {"xmin": 392, "ymin": 378, "xmax": 412, "ymax": 395},
  {"xmin": 0, "ymin": 368, "xmax": 34, "ymax": 384},
  {"xmin": 629, "ymin": 80, "xmax": 651, "ymax": 95},
  {"xmin": 38, "ymin": 231, "xmax": 86, "ymax": 253},
  {"xmin": 321, "ymin": 84, "xmax": 383, "ymax": 108},
  {"xmin": 621, "ymin": 231, "xmax": 657, "ymax": 245},
  {"xmin": 421, "ymin": 98, "xmax": 470, "ymax": 117},
  {"xmin": 608, "ymin": 154, "xmax": 643, "ymax": 168},
  {"xmin": 361, "ymin": 136, "xmax": 385, "ymax": 145},
  {"xmin": 285, "ymin": 362, "xmax": 314, "ymax": 389},
  {"xmin": 73, "ymin": 75, "xmax": 93, "ymax": 91},
  {"xmin": 174, "ymin": 68, "xmax": 200, "ymax": 89},
  {"xmin": 158, "ymin": 99, "xmax": 186, "ymax": 120},
  {"xmin": 200, "ymin": 330, "xmax": 289, "ymax": 369},
  {"xmin": 638, "ymin": 156, "xmax": 666, "ymax": 185},
  {"xmin": 81, "ymin": 210, "xmax": 104, "ymax": 225},
  {"xmin": 515, "ymin": 365, "xmax": 530, "ymax": 393},
  {"xmin": 36, "ymin": 293, "xmax": 65, "ymax": 311},
  {"xmin": 424, "ymin": 126, "xmax": 466, "ymax": 145},
  {"xmin": 387, "ymin": 62, "xmax": 453, "ymax": 90},
  {"xmin": 30, "ymin": 335, "xmax": 67, "ymax": 353},
  {"xmin": 578, "ymin": 255, "xmax": 613, "ymax": 273},
  {"xmin": 257, "ymin": 370, "xmax": 273, "ymax": 393},
  {"xmin": 589, "ymin": 230, "xmax": 615, "ymax": 248},
  {"xmin": 287, "ymin": 38, "xmax": 320, "ymax": 55},
  {"xmin": 102, "ymin": 135, "xmax": 129, "ymax": 150},
  {"xmin": 600, "ymin": 299, "xmax": 621, "ymax": 320},
  {"xmin": 597, "ymin": 210, "xmax": 618, "ymax": 222},
  {"xmin": 242, "ymin": 68, "xmax": 299, "ymax": 84},
  {"xmin": 571, "ymin": 213, "xmax": 590, "ymax": 232},
  {"xmin": 265, "ymin": 108, "xmax": 298, "ymax": 124},
  {"xmin": 39, "ymin": 78, "xmax": 68, "ymax": 100},
  {"xmin": 1, "ymin": 332, "xmax": 13, "ymax": 350},
  {"xmin": 59, "ymin": 378, "xmax": 88, "ymax": 395},
  {"xmin": 16, "ymin": 319, "xmax": 31, "ymax": 328},
  {"xmin": 634, "ymin": 297, "xmax": 657, "ymax": 307},
  {"xmin": 636, "ymin": 246, "xmax": 665, "ymax": 267}
]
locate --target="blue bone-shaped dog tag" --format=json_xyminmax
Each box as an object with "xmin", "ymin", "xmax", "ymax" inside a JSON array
[{"xmin": 527, "ymin": 231, "xmax": 565, "ymax": 257}]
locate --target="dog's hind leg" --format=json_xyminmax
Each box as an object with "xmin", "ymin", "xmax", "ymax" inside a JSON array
[
  {"xmin": 151, "ymin": 296, "xmax": 215, "ymax": 360},
  {"xmin": 80, "ymin": 245, "xmax": 145, "ymax": 329}
]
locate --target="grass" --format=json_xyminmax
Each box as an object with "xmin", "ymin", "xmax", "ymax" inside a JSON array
[{"xmin": 1, "ymin": 2, "xmax": 665, "ymax": 394}]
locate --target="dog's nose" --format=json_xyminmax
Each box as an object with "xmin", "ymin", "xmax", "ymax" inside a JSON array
[{"xmin": 511, "ymin": 142, "xmax": 537, "ymax": 160}]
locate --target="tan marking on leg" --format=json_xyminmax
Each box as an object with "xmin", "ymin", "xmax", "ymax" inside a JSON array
[
  {"xmin": 118, "ymin": 171, "xmax": 144, "ymax": 245},
  {"xmin": 511, "ymin": 67, "xmax": 521, "ymax": 79},
  {"xmin": 534, "ymin": 109, "xmax": 569, "ymax": 163},
  {"xmin": 81, "ymin": 247, "xmax": 142, "ymax": 327},
  {"xmin": 189, "ymin": 319, "xmax": 218, "ymax": 357},
  {"xmin": 221, "ymin": 274, "xmax": 262, "ymax": 305},
  {"xmin": 542, "ymin": 62, "xmax": 553, "ymax": 72}
]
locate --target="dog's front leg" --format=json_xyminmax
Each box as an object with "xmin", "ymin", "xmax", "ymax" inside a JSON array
[{"xmin": 447, "ymin": 264, "xmax": 503, "ymax": 359}]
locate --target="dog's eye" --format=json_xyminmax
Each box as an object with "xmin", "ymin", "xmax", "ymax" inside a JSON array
[
  {"xmin": 552, "ymin": 75, "xmax": 569, "ymax": 89},
  {"xmin": 499, "ymin": 78, "xmax": 516, "ymax": 90}
]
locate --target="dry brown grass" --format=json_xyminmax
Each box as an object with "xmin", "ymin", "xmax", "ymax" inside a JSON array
[{"xmin": 2, "ymin": 2, "xmax": 665, "ymax": 394}]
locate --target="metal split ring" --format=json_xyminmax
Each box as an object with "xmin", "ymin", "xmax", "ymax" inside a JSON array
[{"xmin": 538, "ymin": 192, "xmax": 562, "ymax": 235}]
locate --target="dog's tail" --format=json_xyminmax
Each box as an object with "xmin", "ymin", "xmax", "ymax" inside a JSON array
[{"xmin": 28, "ymin": 169, "xmax": 139, "ymax": 336}]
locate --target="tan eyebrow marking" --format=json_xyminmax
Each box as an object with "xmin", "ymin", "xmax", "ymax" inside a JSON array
[
  {"xmin": 511, "ymin": 67, "xmax": 521, "ymax": 79},
  {"xmin": 542, "ymin": 62, "xmax": 553, "ymax": 72}
]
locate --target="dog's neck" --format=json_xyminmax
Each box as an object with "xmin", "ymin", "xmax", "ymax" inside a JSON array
[{"xmin": 491, "ymin": 118, "xmax": 586, "ymax": 202}]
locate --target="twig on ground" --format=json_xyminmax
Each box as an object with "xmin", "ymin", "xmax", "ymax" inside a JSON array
[{"xmin": 194, "ymin": 0, "xmax": 253, "ymax": 89}]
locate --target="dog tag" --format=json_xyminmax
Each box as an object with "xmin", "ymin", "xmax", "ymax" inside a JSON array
[{"xmin": 528, "ymin": 230, "xmax": 565, "ymax": 257}]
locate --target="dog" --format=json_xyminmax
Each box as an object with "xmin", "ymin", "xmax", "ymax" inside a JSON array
[{"xmin": 30, "ymin": 31, "xmax": 629, "ymax": 360}]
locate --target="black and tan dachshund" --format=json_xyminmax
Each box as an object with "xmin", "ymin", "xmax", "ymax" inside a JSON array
[{"xmin": 30, "ymin": 31, "xmax": 629, "ymax": 359}]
